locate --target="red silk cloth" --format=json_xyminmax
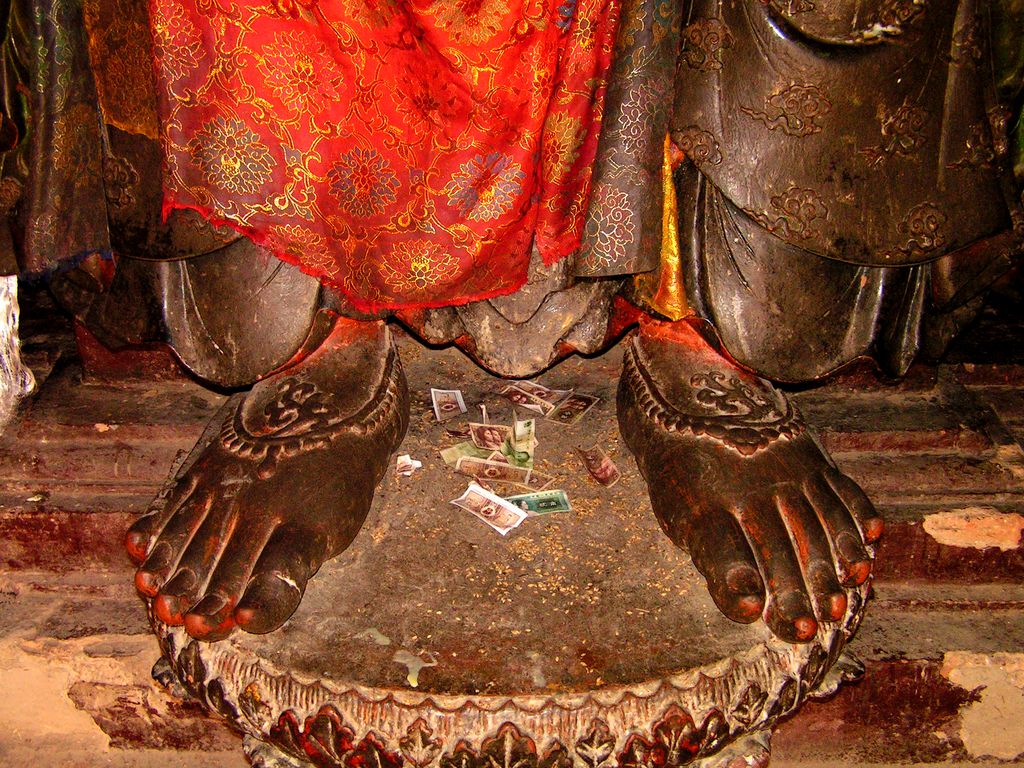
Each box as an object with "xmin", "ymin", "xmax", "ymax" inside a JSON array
[{"xmin": 150, "ymin": 0, "xmax": 619, "ymax": 310}]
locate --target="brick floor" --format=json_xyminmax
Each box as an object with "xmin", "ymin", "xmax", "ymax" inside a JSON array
[{"xmin": 2, "ymin": 283, "xmax": 1022, "ymax": 767}]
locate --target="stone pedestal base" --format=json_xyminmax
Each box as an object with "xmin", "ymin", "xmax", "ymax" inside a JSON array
[{"xmin": 148, "ymin": 338, "xmax": 870, "ymax": 768}]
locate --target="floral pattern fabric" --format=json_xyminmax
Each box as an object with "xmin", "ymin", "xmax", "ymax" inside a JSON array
[{"xmin": 151, "ymin": 0, "xmax": 619, "ymax": 311}]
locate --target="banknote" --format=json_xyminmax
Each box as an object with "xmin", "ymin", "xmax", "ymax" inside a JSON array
[
  {"xmin": 504, "ymin": 489, "xmax": 572, "ymax": 516},
  {"xmin": 455, "ymin": 456, "xmax": 532, "ymax": 484},
  {"xmin": 440, "ymin": 441, "xmax": 492, "ymax": 466},
  {"xmin": 431, "ymin": 388, "xmax": 467, "ymax": 422},
  {"xmin": 395, "ymin": 454, "xmax": 422, "ymax": 477},
  {"xmin": 455, "ymin": 456, "xmax": 554, "ymax": 491},
  {"xmin": 451, "ymin": 483, "xmax": 528, "ymax": 535},
  {"xmin": 515, "ymin": 381, "xmax": 572, "ymax": 407},
  {"xmin": 487, "ymin": 450, "xmax": 511, "ymax": 464},
  {"xmin": 576, "ymin": 445, "xmax": 621, "ymax": 487},
  {"xmin": 512, "ymin": 417, "xmax": 536, "ymax": 452},
  {"xmin": 522, "ymin": 469, "xmax": 555, "ymax": 491},
  {"xmin": 469, "ymin": 422, "xmax": 513, "ymax": 451},
  {"xmin": 547, "ymin": 393, "xmax": 600, "ymax": 425},
  {"xmin": 498, "ymin": 384, "xmax": 550, "ymax": 415},
  {"xmin": 501, "ymin": 416, "xmax": 536, "ymax": 468}
]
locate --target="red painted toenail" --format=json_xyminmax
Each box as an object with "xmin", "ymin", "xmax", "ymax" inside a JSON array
[
  {"xmin": 793, "ymin": 616, "xmax": 817, "ymax": 641},
  {"xmin": 846, "ymin": 560, "xmax": 871, "ymax": 586},
  {"xmin": 154, "ymin": 593, "xmax": 185, "ymax": 625},
  {"xmin": 734, "ymin": 594, "xmax": 765, "ymax": 622},
  {"xmin": 185, "ymin": 610, "xmax": 236, "ymax": 641},
  {"xmin": 125, "ymin": 532, "xmax": 149, "ymax": 563},
  {"xmin": 828, "ymin": 592, "xmax": 848, "ymax": 621},
  {"xmin": 185, "ymin": 593, "xmax": 236, "ymax": 640},
  {"xmin": 135, "ymin": 570, "xmax": 161, "ymax": 597},
  {"xmin": 863, "ymin": 517, "xmax": 884, "ymax": 543},
  {"xmin": 234, "ymin": 605, "xmax": 259, "ymax": 631}
]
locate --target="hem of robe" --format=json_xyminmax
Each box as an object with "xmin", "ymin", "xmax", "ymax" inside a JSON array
[{"xmin": 160, "ymin": 197, "xmax": 548, "ymax": 314}]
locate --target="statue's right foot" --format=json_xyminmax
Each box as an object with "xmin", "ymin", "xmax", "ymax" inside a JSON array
[{"xmin": 125, "ymin": 317, "xmax": 409, "ymax": 641}]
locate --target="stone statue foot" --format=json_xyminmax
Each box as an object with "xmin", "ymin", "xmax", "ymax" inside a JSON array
[
  {"xmin": 125, "ymin": 317, "xmax": 409, "ymax": 641},
  {"xmin": 618, "ymin": 320, "xmax": 883, "ymax": 643}
]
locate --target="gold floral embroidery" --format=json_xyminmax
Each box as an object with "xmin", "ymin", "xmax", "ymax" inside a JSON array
[
  {"xmin": 541, "ymin": 113, "xmax": 585, "ymax": 185},
  {"xmin": 153, "ymin": 0, "xmax": 618, "ymax": 309},
  {"xmin": 379, "ymin": 241, "xmax": 461, "ymax": 292},
  {"xmin": 428, "ymin": 0, "xmax": 509, "ymax": 46},
  {"xmin": 187, "ymin": 117, "xmax": 275, "ymax": 196},
  {"xmin": 579, "ymin": 186, "xmax": 636, "ymax": 271},
  {"xmin": 444, "ymin": 153, "xmax": 525, "ymax": 222},
  {"xmin": 326, "ymin": 148, "xmax": 400, "ymax": 218},
  {"xmin": 151, "ymin": 0, "xmax": 203, "ymax": 83},
  {"xmin": 83, "ymin": 0, "xmax": 159, "ymax": 138},
  {"xmin": 255, "ymin": 31, "xmax": 345, "ymax": 118}
]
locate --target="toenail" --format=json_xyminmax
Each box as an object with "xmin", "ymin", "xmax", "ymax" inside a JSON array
[
  {"xmin": 836, "ymin": 532, "xmax": 864, "ymax": 561},
  {"xmin": 726, "ymin": 565, "xmax": 762, "ymax": 596},
  {"xmin": 863, "ymin": 517, "xmax": 884, "ymax": 542},
  {"xmin": 234, "ymin": 604, "xmax": 257, "ymax": 628},
  {"xmin": 185, "ymin": 593, "xmax": 236, "ymax": 640},
  {"xmin": 827, "ymin": 592, "xmax": 848, "ymax": 621},
  {"xmin": 154, "ymin": 593, "xmax": 187, "ymax": 625},
  {"xmin": 185, "ymin": 609, "xmax": 235, "ymax": 641},
  {"xmin": 793, "ymin": 615, "xmax": 817, "ymax": 641},
  {"xmin": 135, "ymin": 570, "xmax": 161, "ymax": 597},
  {"xmin": 776, "ymin": 589, "xmax": 812, "ymax": 622},
  {"xmin": 125, "ymin": 531, "xmax": 150, "ymax": 562},
  {"xmin": 734, "ymin": 593, "xmax": 765, "ymax": 621},
  {"xmin": 843, "ymin": 559, "xmax": 871, "ymax": 586}
]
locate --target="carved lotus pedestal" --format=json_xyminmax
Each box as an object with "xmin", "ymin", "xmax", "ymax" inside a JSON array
[{"xmin": 147, "ymin": 341, "xmax": 871, "ymax": 768}]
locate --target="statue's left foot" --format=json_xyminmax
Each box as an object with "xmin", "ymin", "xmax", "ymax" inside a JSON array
[{"xmin": 618, "ymin": 321, "xmax": 883, "ymax": 643}]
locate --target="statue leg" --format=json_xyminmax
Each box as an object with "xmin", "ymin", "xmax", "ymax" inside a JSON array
[
  {"xmin": 618, "ymin": 319, "xmax": 883, "ymax": 643},
  {"xmin": 125, "ymin": 315, "xmax": 409, "ymax": 640}
]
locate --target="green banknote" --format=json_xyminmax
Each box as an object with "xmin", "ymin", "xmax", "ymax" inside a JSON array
[{"xmin": 503, "ymin": 489, "xmax": 571, "ymax": 516}]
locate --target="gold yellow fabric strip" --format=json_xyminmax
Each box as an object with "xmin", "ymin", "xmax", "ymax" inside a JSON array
[{"xmin": 631, "ymin": 134, "xmax": 690, "ymax": 321}]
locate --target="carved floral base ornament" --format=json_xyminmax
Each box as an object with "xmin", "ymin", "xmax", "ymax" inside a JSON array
[{"xmin": 153, "ymin": 612, "xmax": 867, "ymax": 768}]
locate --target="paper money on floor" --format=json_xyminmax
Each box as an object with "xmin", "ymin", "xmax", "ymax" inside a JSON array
[
  {"xmin": 451, "ymin": 483, "xmax": 528, "ymax": 535},
  {"xmin": 395, "ymin": 454, "xmax": 422, "ymax": 477},
  {"xmin": 515, "ymin": 381, "xmax": 572, "ymax": 407},
  {"xmin": 576, "ymin": 445, "xmax": 621, "ymax": 487},
  {"xmin": 454, "ymin": 456, "xmax": 554, "ymax": 491},
  {"xmin": 469, "ymin": 422, "xmax": 513, "ymax": 451},
  {"xmin": 498, "ymin": 415, "xmax": 536, "ymax": 468},
  {"xmin": 431, "ymin": 387, "xmax": 467, "ymax": 422},
  {"xmin": 499, "ymin": 385, "xmax": 557, "ymax": 415},
  {"xmin": 547, "ymin": 393, "xmax": 600, "ymax": 425},
  {"xmin": 504, "ymin": 489, "xmax": 572, "ymax": 516},
  {"xmin": 440, "ymin": 441, "xmax": 492, "ymax": 466}
]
